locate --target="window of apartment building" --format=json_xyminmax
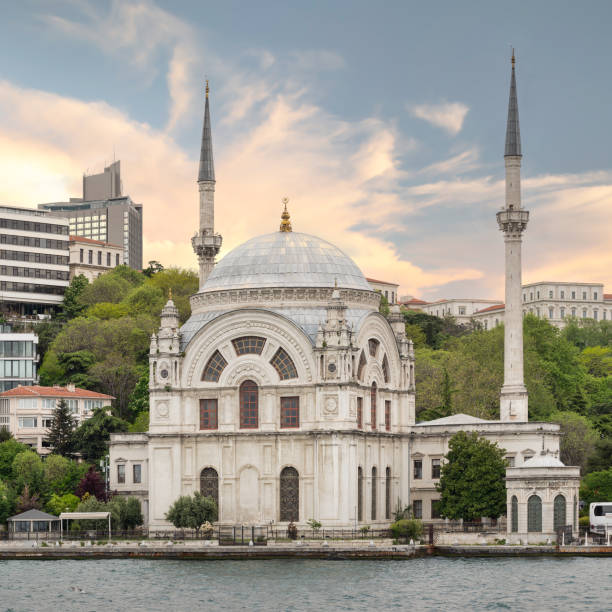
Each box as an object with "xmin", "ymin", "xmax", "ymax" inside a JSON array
[
  {"xmin": 88, "ymin": 250, "xmax": 93, "ymax": 264},
  {"xmin": 18, "ymin": 417, "xmax": 37, "ymax": 428},
  {"xmin": 536, "ymin": 291, "xmax": 540, "ymax": 299},
  {"xmin": 549, "ymin": 290, "xmax": 553, "ymax": 298},
  {"xmin": 571, "ymin": 291, "xmax": 576, "ymax": 299},
  {"xmin": 107, "ymin": 252, "xmax": 111, "ymax": 266},
  {"xmin": 97, "ymin": 251, "xmax": 102, "ymax": 265},
  {"xmin": 41, "ymin": 418, "xmax": 53, "ymax": 428},
  {"xmin": 42, "ymin": 398, "xmax": 56, "ymax": 410},
  {"xmin": 594, "ymin": 292, "xmax": 598, "ymax": 300},
  {"xmin": 413, "ymin": 459, "xmax": 422, "ymax": 479},
  {"xmin": 431, "ymin": 458, "xmax": 441, "ymax": 479},
  {"xmin": 522, "ymin": 294, "xmax": 526, "ymax": 302},
  {"xmin": 280, "ymin": 396, "xmax": 299, "ymax": 428},
  {"xmin": 199, "ymin": 399, "xmax": 218, "ymax": 430},
  {"xmin": 84, "ymin": 399, "xmax": 103, "ymax": 411},
  {"xmin": 582, "ymin": 309, "xmax": 587, "ymax": 319},
  {"xmin": 116, "ymin": 253, "xmax": 120, "ymax": 266},
  {"xmin": 413, "ymin": 500, "xmax": 423, "ymax": 519},
  {"xmin": 357, "ymin": 397, "xmax": 363, "ymax": 429},
  {"xmin": 583, "ymin": 291, "xmax": 587, "ymax": 300},
  {"xmin": 18, "ymin": 398, "xmax": 38, "ymax": 410},
  {"xmin": 529, "ymin": 292, "xmax": 533, "ymax": 300},
  {"xmin": 560, "ymin": 307, "xmax": 565, "ymax": 318},
  {"xmin": 385, "ymin": 400, "xmax": 391, "ymax": 431},
  {"xmin": 506, "ymin": 456, "xmax": 515, "ymax": 467},
  {"xmin": 561, "ymin": 290, "xmax": 565, "ymax": 299},
  {"xmin": 459, "ymin": 306, "xmax": 466, "ymax": 315},
  {"xmin": 79, "ymin": 248, "xmax": 84, "ymax": 263},
  {"xmin": 594, "ymin": 310, "xmax": 598, "ymax": 321},
  {"xmin": 133, "ymin": 464, "xmax": 142, "ymax": 484},
  {"xmin": 117, "ymin": 464, "xmax": 125, "ymax": 484},
  {"xmin": 571, "ymin": 307, "xmax": 576, "ymax": 317},
  {"xmin": 604, "ymin": 310, "xmax": 608, "ymax": 321},
  {"xmin": 431, "ymin": 500, "xmax": 442, "ymax": 519},
  {"xmin": 549, "ymin": 307, "xmax": 554, "ymax": 319},
  {"xmin": 65, "ymin": 399, "xmax": 78, "ymax": 413},
  {"xmin": 391, "ymin": 292, "xmax": 395, "ymax": 303}
]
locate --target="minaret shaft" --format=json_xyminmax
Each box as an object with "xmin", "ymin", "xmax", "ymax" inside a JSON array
[{"xmin": 498, "ymin": 53, "xmax": 529, "ymax": 422}]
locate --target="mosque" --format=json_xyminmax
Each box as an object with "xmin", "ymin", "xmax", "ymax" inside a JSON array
[{"xmin": 109, "ymin": 58, "xmax": 579, "ymax": 540}]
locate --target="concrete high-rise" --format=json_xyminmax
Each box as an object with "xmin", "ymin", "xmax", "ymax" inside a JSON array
[
  {"xmin": 191, "ymin": 82, "xmax": 222, "ymax": 288},
  {"xmin": 38, "ymin": 161, "xmax": 143, "ymax": 271},
  {"xmin": 497, "ymin": 52, "xmax": 529, "ymax": 422}
]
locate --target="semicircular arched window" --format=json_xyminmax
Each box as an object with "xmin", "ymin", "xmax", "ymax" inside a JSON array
[
  {"xmin": 232, "ymin": 336, "xmax": 266, "ymax": 355},
  {"xmin": 270, "ymin": 347, "xmax": 297, "ymax": 380},
  {"xmin": 527, "ymin": 494, "xmax": 542, "ymax": 532},
  {"xmin": 368, "ymin": 338, "xmax": 380, "ymax": 357},
  {"xmin": 382, "ymin": 354, "xmax": 390, "ymax": 384},
  {"xmin": 200, "ymin": 467, "xmax": 219, "ymax": 509},
  {"xmin": 553, "ymin": 494, "xmax": 566, "ymax": 532},
  {"xmin": 357, "ymin": 350, "xmax": 367, "ymax": 381},
  {"xmin": 202, "ymin": 350, "xmax": 228, "ymax": 382},
  {"xmin": 511, "ymin": 495, "xmax": 518, "ymax": 532},
  {"xmin": 279, "ymin": 467, "xmax": 299, "ymax": 522}
]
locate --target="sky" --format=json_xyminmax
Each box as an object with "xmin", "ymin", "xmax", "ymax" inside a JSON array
[{"xmin": 0, "ymin": 0, "xmax": 611, "ymax": 301}]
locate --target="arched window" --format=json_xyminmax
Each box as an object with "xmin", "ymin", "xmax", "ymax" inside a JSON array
[
  {"xmin": 232, "ymin": 336, "xmax": 266, "ymax": 355},
  {"xmin": 202, "ymin": 350, "xmax": 227, "ymax": 382},
  {"xmin": 371, "ymin": 382, "xmax": 377, "ymax": 430},
  {"xmin": 200, "ymin": 467, "xmax": 219, "ymax": 509},
  {"xmin": 527, "ymin": 495, "xmax": 542, "ymax": 532},
  {"xmin": 357, "ymin": 467, "xmax": 363, "ymax": 521},
  {"xmin": 239, "ymin": 380, "xmax": 258, "ymax": 428},
  {"xmin": 279, "ymin": 467, "xmax": 299, "ymax": 522},
  {"xmin": 270, "ymin": 348, "xmax": 297, "ymax": 380},
  {"xmin": 385, "ymin": 467, "xmax": 391, "ymax": 520},
  {"xmin": 382, "ymin": 354, "xmax": 390, "ymax": 384},
  {"xmin": 371, "ymin": 467, "xmax": 377, "ymax": 520},
  {"xmin": 554, "ymin": 494, "xmax": 566, "ymax": 532},
  {"xmin": 511, "ymin": 495, "xmax": 518, "ymax": 532},
  {"xmin": 357, "ymin": 351, "xmax": 367, "ymax": 381},
  {"xmin": 368, "ymin": 338, "xmax": 379, "ymax": 357}
]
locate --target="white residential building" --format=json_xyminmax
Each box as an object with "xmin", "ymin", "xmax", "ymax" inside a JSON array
[
  {"xmin": 366, "ymin": 278, "xmax": 399, "ymax": 305},
  {"xmin": 419, "ymin": 298, "xmax": 503, "ymax": 325},
  {"xmin": 0, "ymin": 384, "xmax": 113, "ymax": 454},
  {"xmin": 69, "ymin": 235, "xmax": 124, "ymax": 281}
]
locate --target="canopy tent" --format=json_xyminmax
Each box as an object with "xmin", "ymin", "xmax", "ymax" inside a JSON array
[
  {"xmin": 7, "ymin": 509, "xmax": 60, "ymax": 537},
  {"xmin": 59, "ymin": 512, "xmax": 111, "ymax": 539}
]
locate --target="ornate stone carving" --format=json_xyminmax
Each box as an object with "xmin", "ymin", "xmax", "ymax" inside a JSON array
[
  {"xmin": 323, "ymin": 395, "xmax": 338, "ymax": 415},
  {"xmin": 156, "ymin": 401, "xmax": 169, "ymax": 418}
]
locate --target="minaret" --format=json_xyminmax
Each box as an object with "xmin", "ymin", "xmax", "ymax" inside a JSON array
[
  {"xmin": 497, "ymin": 51, "xmax": 529, "ymax": 422},
  {"xmin": 192, "ymin": 81, "xmax": 222, "ymax": 289}
]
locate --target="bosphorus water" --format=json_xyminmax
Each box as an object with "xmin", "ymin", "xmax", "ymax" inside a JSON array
[{"xmin": 1, "ymin": 557, "xmax": 610, "ymax": 611}]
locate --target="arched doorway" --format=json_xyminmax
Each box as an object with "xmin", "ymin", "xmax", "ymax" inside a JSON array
[
  {"xmin": 511, "ymin": 495, "xmax": 518, "ymax": 532},
  {"xmin": 280, "ymin": 467, "xmax": 299, "ymax": 522},
  {"xmin": 527, "ymin": 495, "xmax": 542, "ymax": 532},
  {"xmin": 200, "ymin": 467, "xmax": 219, "ymax": 509},
  {"xmin": 371, "ymin": 466, "xmax": 377, "ymax": 520},
  {"xmin": 357, "ymin": 467, "xmax": 363, "ymax": 521},
  {"xmin": 385, "ymin": 467, "xmax": 391, "ymax": 520},
  {"xmin": 553, "ymin": 494, "xmax": 566, "ymax": 532}
]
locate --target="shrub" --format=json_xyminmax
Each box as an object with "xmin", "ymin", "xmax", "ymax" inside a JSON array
[
  {"xmin": 579, "ymin": 515, "xmax": 590, "ymax": 527},
  {"xmin": 390, "ymin": 519, "xmax": 423, "ymax": 542}
]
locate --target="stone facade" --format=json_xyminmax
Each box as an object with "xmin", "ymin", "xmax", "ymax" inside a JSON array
[{"xmin": 69, "ymin": 235, "xmax": 123, "ymax": 281}]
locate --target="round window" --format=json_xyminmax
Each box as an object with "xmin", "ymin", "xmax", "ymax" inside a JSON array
[
  {"xmin": 328, "ymin": 363, "xmax": 337, "ymax": 373},
  {"xmin": 160, "ymin": 369, "xmax": 169, "ymax": 379}
]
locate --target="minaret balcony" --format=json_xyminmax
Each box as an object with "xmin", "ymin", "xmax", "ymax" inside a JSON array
[
  {"xmin": 497, "ymin": 209, "xmax": 529, "ymax": 234},
  {"xmin": 192, "ymin": 232, "xmax": 223, "ymax": 257}
]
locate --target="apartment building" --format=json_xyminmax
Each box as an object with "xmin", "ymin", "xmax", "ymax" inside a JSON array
[
  {"xmin": 0, "ymin": 324, "xmax": 38, "ymax": 392},
  {"xmin": 366, "ymin": 277, "xmax": 399, "ymax": 304},
  {"xmin": 69, "ymin": 236, "xmax": 124, "ymax": 281}
]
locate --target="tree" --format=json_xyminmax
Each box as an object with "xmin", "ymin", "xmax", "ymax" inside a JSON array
[
  {"xmin": 0, "ymin": 480, "xmax": 16, "ymax": 524},
  {"xmin": 549, "ymin": 411, "xmax": 598, "ymax": 473},
  {"xmin": 16, "ymin": 484, "xmax": 41, "ymax": 513},
  {"xmin": 580, "ymin": 468, "xmax": 612, "ymax": 505},
  {"xmin": 437, "ymin": 431, "xmax": 507, "ymax": 521},
  {"xmin": 145, "ymin": 267, "xmax": 198, "ymax": 324},
  {"xmin": 110, "ymin": 496, "xmax": 144, "ymax": 530},
  {"xmin": 12, "ymin": 451, "xmax": 44, "ymax": 495},
  {"xmin": 587, "ymin": 438, "xmax": 612, "ymax": 474},
  {"xmin": 33, "ymin": 319, "xmax": 63, "ymax": 363},
  {"xmin": 45, "ymin": 493, "xmax": 79, "ymax": 515},
  {"xmin": 128, "ymin": 411, "xmax": 149, "ymax": 433},
  {"xmin": 61, "ymin": 274, "xmax": 89, "ymax": 320},
  {"xmin": 0, "ymin": 427, "xmax": 12, "ymax": 442},
  {"xmin": 43, "ymin": 455, "xmax": 89, "ymax": 496},
  {"xmin": 378, "ymin": 292, "xmax": 390, "ymax": 316},
  {"xmin": 80, "ymin": 273, "xmax": 132, "ymax": 306},
  {"xmin": 127, "ymin": 368, "xmax": 149, "ymax": 418},
  {"xmin": 45, "ymin": 399, "xmax": 76, "ymax": 457},
  {"xmin": 165, "ymin": 492, "xmax": 218, "ymax": 535},
  {"xmin": 143, "ymin": 260, "xmax": 164, "ymax": 277},
  {"xmin": 73, "ymin": 407, "xmax": 128, "ymax": 463},
  {"xmin": 75, "ymin": 467, "xmax": 107, "ymax": 501},
  {"xmin": 0, "ymin": 439, "xmax": 29, "ymax": 480}
]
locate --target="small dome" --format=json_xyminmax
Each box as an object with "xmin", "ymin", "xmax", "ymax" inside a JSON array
[
  {"xmin": 522, "ymin": 454, "xmax": 565, "ymax": 468},
  {"xmin": 202, "ymin": 232, "xmax": 371, "ymax": 292}
]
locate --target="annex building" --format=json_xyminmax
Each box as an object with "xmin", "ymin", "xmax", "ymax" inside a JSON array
[{"xmin": 110, "ymin": 64, "xmax": 573, "ymax": 541}]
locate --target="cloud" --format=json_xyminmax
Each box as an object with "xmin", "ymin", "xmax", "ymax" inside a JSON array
[
  {"xmin": 409, "ymin": 102, "xmax": 469, "ymax": 135},
  {"xmin": 419, "ymin": 148, "xmax": 481, "ymax": 176}
]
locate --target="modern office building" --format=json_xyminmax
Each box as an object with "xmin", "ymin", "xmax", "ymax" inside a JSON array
[
  {"xmin": 0, "ymin": 205, "xmax": 70, "ymax": 319},
  {"xmin": 0, "ymin": 324, "xmax": 38, "ymax": 392},
  {"xmin": 69, "ymin": 235, "xmax": 124, "ymax": 281},
  {"xmin": 38, "ymin": 161, "xmax": 143, "ymax": 271}
]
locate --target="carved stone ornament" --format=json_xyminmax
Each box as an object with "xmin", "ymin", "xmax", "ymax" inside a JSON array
[
  {"xmin": 323, "ymin": 395, "xmax": 338, "ymax": 414},
  {"xmin": 156, "ymin": 401, "xmax": 169, "ymax": 418}
]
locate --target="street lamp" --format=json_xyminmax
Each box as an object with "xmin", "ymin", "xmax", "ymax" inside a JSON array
[{"xmin": 99, "ymin": 455, "xmax": 110, "ymax": 500}]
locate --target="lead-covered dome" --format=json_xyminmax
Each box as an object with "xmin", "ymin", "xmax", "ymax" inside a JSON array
[{"xmin": 201, "ymin": 231, "xmax": 370, "ymax": 292}]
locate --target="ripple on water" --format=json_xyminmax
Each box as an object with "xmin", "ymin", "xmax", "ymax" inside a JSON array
[{"xmin": 0, "ymin": 557, "xmax": 611, "ymax": 612}]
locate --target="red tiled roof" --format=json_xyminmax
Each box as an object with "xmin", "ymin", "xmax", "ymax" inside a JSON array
[
  {"xmin": 401, "ymin": 298, "xmax": 429, "ymax": 305},
  {"xmin": 366, "ymin": 277, "xmax": 399, "ymax": 287},
  {"xmin": 0, "ymin": 385, "xmax": 114, "ymax": 399},
  {"xmin": 604, "ymin": 293, "xmax": 612, "ymax": 301},
  {"xmin": 475, "ymin": 304, "xmax": 505, "ymax": 314},
  {"xmin": 69, "ymin": 235, "xmax": 122, "ymax": 249}
]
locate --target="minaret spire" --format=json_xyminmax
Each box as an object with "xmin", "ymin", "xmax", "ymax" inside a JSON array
[
  {"xmin": 497, "ymin": 51, "xmax": 529, "ymax": 422},
  {"xmin": 192, "ymin": 81, "xmax": 223, "ymax": 289}
]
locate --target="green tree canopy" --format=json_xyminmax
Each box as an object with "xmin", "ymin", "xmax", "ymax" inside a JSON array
[
  {"xmin": 580, "ymin": 468, "xmax": 612, "ymax": 505},
  {"xmin": 0, "ymin": 480, "xmax": 16, "ymax": 524},
  {"xmin": 0, "ymin": 439, "xmax": 29, "ymax": 480},
  {"xmin": 45, "ymin": 399, "xmax": 77, "ymax": 457},
  {"xmin": 548, "ymin": 411, "xmax": 599, "ymax": 473},
  {"xmin": 61, "ymin": 274, "xmax": 89, "ymax": 320},
  {"xmin": 110, "ymin": 496, "xmax": 144, "ymax": 530},
  {"xmin": 73, "ymin": 408, "xmax": 128, "ymax": 463},
  {"xmin": 12, "ymin": 451, "xmax": 45, "ymax": 494},
  {"xmin": 45, "ymin": 492, "xmax": 80, "ymax": 515},
  {"xmin": 165, "ymin": 492, "xmax": 218, "ymax": 535},
  {"xmin": 436, "ymin": 431, "xmax": 507, "ymax": 520}
]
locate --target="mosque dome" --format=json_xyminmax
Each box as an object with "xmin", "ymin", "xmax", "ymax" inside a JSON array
[{"xmin": 201, "ymin": 231, "xmax": 371, "ymax": 292}]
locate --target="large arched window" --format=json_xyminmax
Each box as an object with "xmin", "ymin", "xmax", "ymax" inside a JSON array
[
  {"xmin": 239, "ymin": 380, "xmax": 259, "ymax": 428},
  {"xmin": 280, "ymin": 467, "xmax": 299, "ymax": 522},
  {"xmin": 527, "ymin": 494, "xmax": 542, "ymax": 532},
  {"xmin": 554, "ymin": 494, "xmax": 566, "ymax": 532},
  {"xmin": 200, "ymin": 467, "xmax": 219, "ymax": 509},
  {"xmin": 357, "ymin": 351, "xmax": 367, "ymax": 381},
  {"xmin": 270, "ymin": 348, "xmax": 297, "ymax": 380},
  {"xmin": 511, "ymin": 495, "xmax": 518, "ymax": 532},
  {"xmin": 357, "ymin": 467, "xmax": 363, "ymax": 521},
  {"xmin": 370, "ymin": 383, "xmax": 377, "ymax": 431},
  {"xmin": 385, "ymin": 467, "xmax": 391, "ymax": 520},
  {"xmin": 202, "ymin": 350, "xmax": 227, "ymax": 382},
  {"xmin": 368, "ymin": 338, "xmax": 380, "ymax": 357},
  {"xmin": 371, "ymin": 466, "xmax": 377, "ymax": 520},
  {"xmin": 382, "ymin": 354, "xmax": 390, "ymax": 384},
  {"xmin": 232, "ymin": 336, "xmax": 266, "ymax": 355}
]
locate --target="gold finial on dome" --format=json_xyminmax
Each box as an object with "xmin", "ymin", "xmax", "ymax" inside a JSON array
[
  {"xmin": 168, "ymin": 287, "xmax": 173, "ymax": 300},
  {"xmin": 279, "ymin": 197, "xmax": 292, "ymax": 232}
]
